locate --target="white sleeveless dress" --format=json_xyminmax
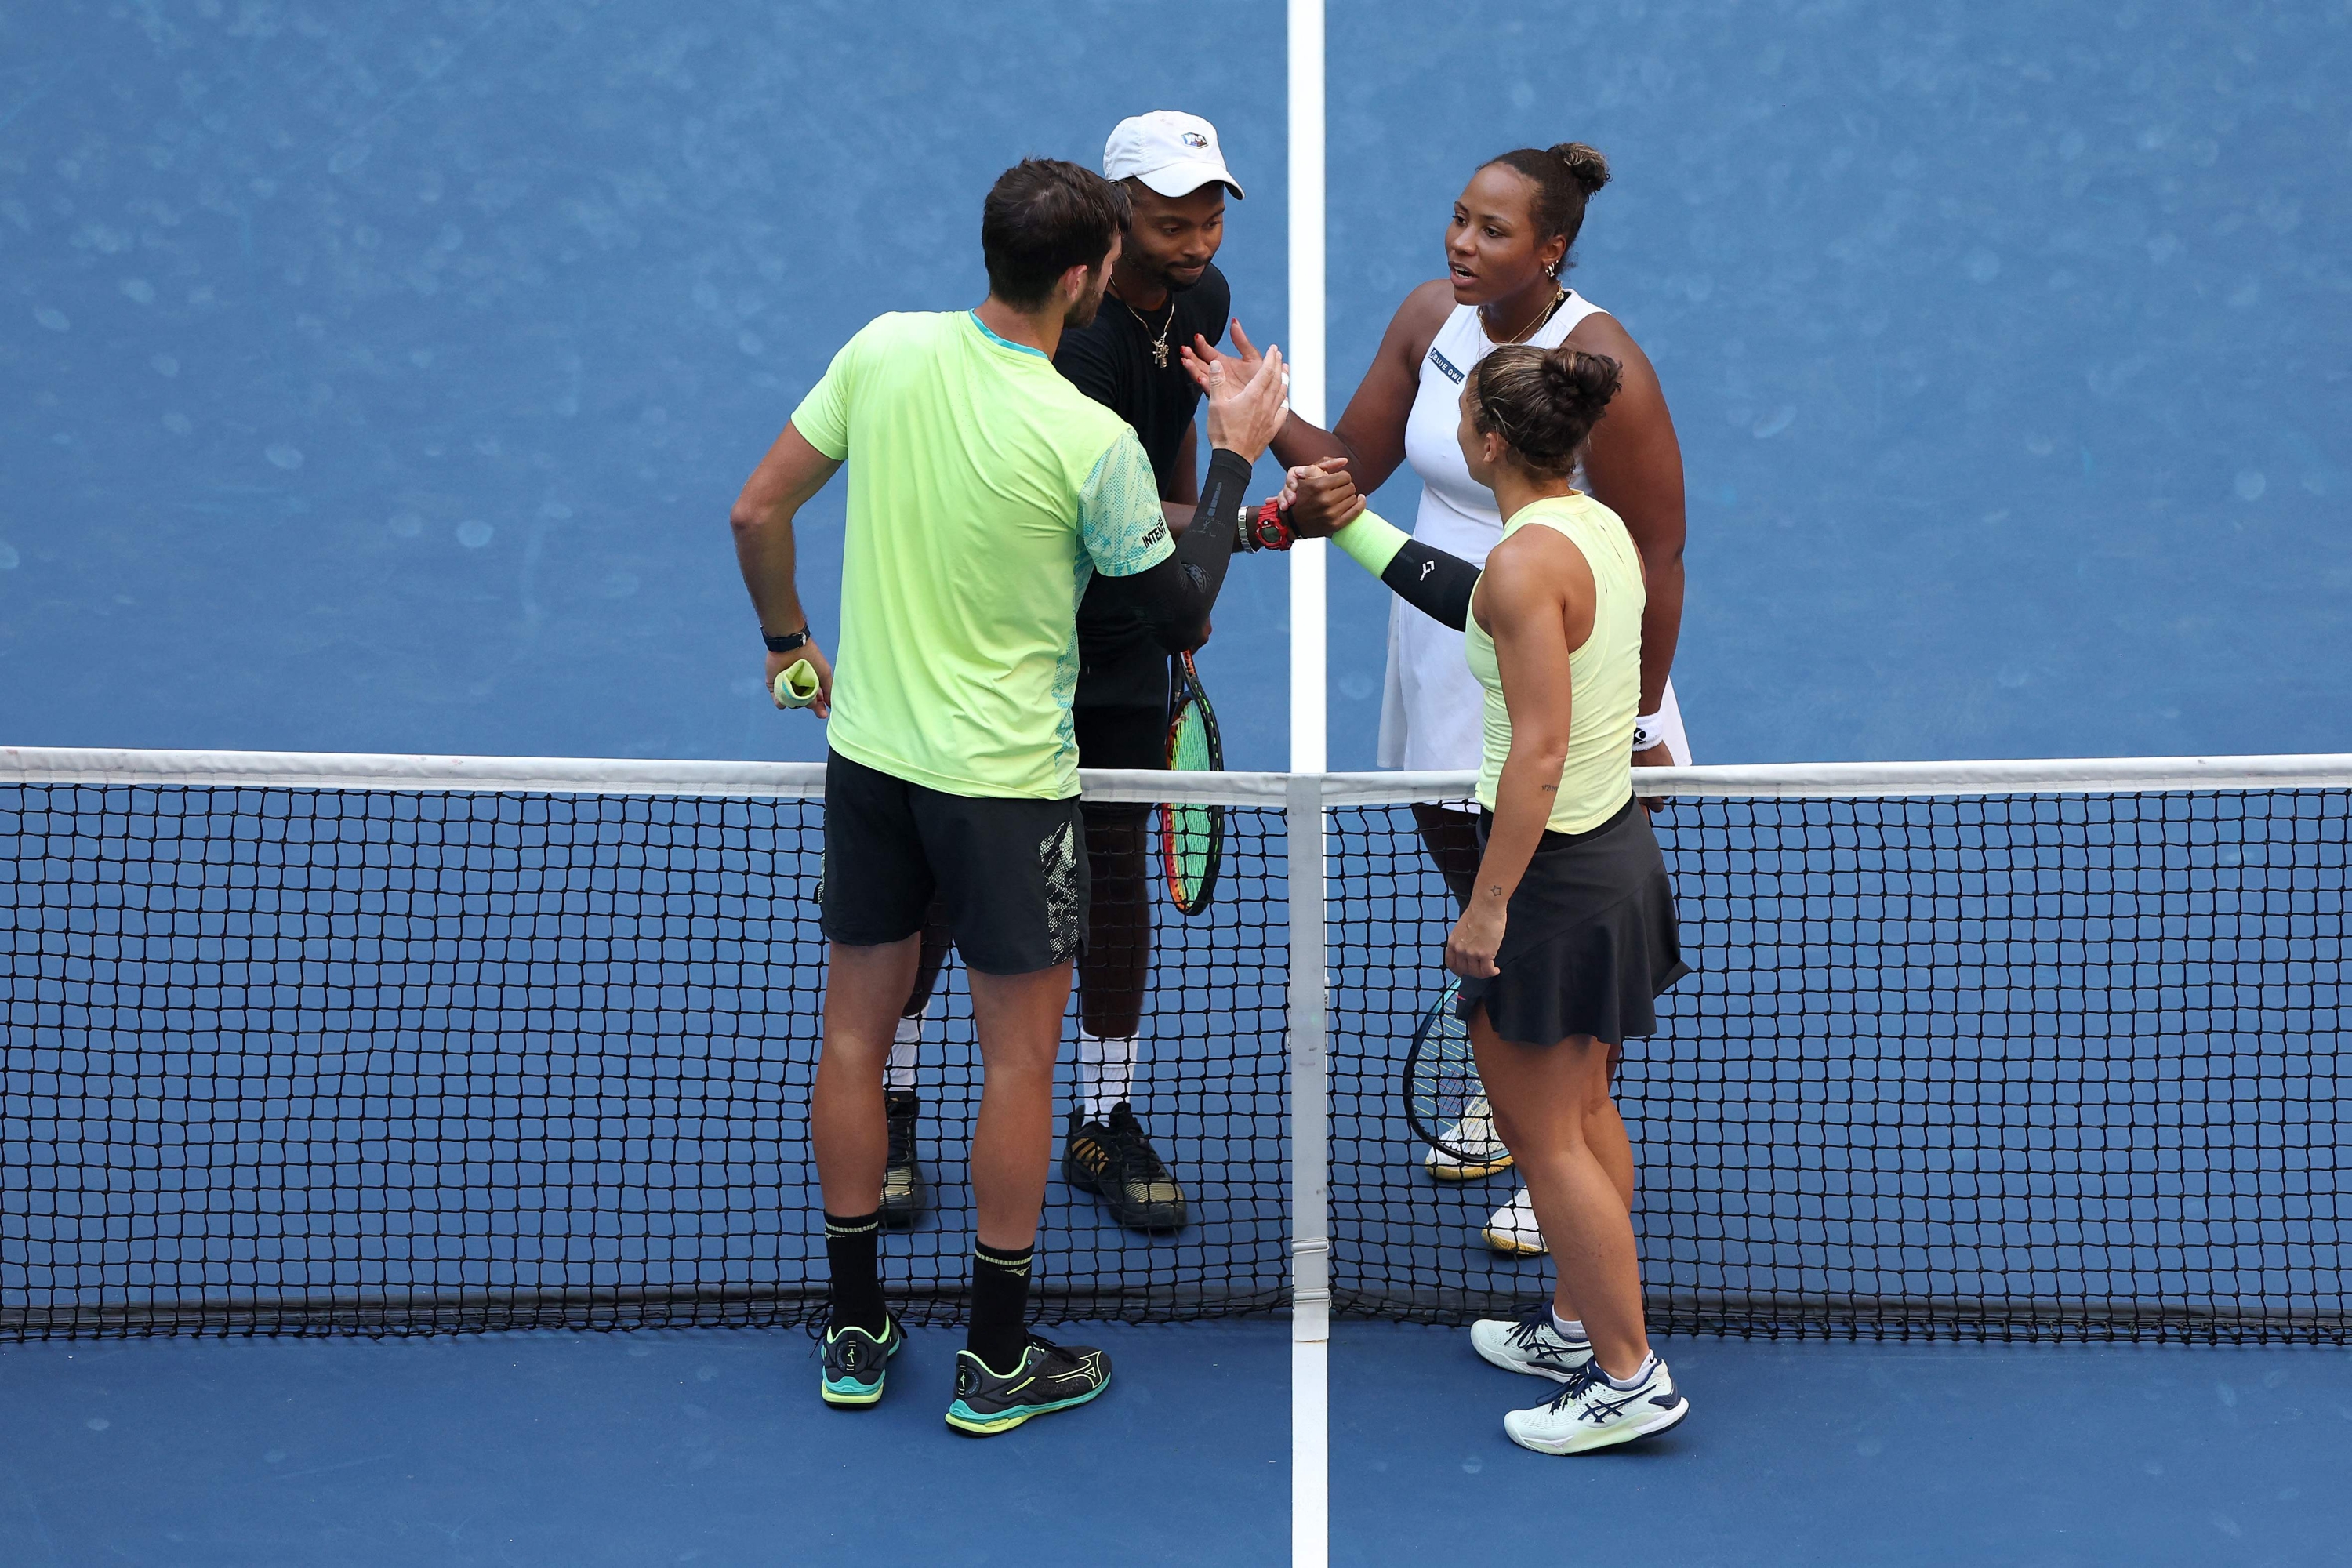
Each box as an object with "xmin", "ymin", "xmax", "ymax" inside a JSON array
[{"xmin": 1377, "ymin": 292, "xmax": 1692, "ymax": 771}]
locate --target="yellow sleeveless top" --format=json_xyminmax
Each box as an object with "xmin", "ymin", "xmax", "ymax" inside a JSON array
[{"xmin": 1465, "ymin": 492, "xmax": 1645, "ymax": 834}]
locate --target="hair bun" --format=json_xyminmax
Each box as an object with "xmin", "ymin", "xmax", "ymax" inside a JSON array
[
  {"xmin": 1548, "ymin": 142, "xmax": 1611, "ymax": 198},
  {"xmin": 1468, "ymin": 344, "xmax": 1621, "ymax": 479},
  {"xmin": 1539, "ymin": 345, "xmax": 1623, "ymax": 413}
]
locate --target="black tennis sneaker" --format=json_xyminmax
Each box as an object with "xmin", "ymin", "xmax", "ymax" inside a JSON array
[
  {"xmin": 880, "ymin": 1089, "xmax": 925, "ymax": 1228},
  {"xmin": 944, "ymin": 1333, "xmax": 1111, "ymax": 1436},
  {"xmin": 1063, "ymin": 1102, "xmax": 1189, "ymax": 1232},
  {"xmin": 819, "ymin": 1312, "xmax": 904, "ymax": 1409}
]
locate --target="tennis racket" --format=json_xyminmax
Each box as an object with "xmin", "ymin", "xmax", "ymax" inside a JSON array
[
  {"xmin": 1159, "ymin": 650, "xmax": 1225, "ymax": 917},
  {"xmin": 1401, "ymin": 978, "xmax": 1513, "ymax": 1174}
]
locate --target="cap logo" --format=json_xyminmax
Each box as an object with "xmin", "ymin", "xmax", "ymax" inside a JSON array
[{"xmin": 1180, "ymin": 131, "xmax": 1208, "ymax": 148}]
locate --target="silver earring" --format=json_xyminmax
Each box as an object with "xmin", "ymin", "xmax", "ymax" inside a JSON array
[{"xmin": 1545, "ymin": 260, "xmax": 1559, "ymax": 278}]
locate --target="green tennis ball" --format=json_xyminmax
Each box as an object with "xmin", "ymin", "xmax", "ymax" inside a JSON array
[{"xmin": 772, "ymin": 659, "xmax": 821, "ymax": 709}]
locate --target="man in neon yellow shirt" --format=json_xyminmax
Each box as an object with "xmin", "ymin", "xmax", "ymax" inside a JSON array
[{"xmin": 728, "ymin": 158, "xmax": 1287, "ymax": 1435}]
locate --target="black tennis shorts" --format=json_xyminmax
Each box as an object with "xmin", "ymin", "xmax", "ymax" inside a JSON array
[
  {"xmin": 1454, "ymin": 797, "xmax": 1690, "ymax": 1047},
  {"xmin": 820, "ymin": 750, "xmax": 1087, "ymax": 975}
]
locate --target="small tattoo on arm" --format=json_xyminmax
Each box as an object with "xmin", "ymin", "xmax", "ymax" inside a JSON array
[{"xmin": 1539, "ymin": 783, "xmax": 1557, "ymax": 793}]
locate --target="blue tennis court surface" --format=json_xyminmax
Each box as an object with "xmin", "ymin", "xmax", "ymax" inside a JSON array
[
  {"xmin": 1335, "ymin": 1327, "xmax": 2352, "ymax": 1568},
  {"xmin": 0, "ymin": 1323, "xmax": 1287, "ymax": 1566},
  {"xmin": 3, "ymin": 0, "xmax": 2347, "ymax": 1563}
]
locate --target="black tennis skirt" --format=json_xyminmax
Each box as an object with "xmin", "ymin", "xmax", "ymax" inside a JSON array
[{"xmin": 1453, "ymin": 797, "xmax": 1690, "ymax": 1047}]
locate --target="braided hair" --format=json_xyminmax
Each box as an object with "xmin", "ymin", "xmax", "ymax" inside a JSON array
[{"xmin": 1467, "ymin": 343, "xmax": 1623, "ymax": 479}]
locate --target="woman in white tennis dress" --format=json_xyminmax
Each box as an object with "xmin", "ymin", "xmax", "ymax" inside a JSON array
[{"xmin": 1191, "ymin": 140, "xmax": 1691, "ymax": 1254}]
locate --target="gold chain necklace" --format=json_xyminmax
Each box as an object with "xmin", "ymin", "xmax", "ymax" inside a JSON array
[
  {"xmin": 1483, "ymin": 286, "xmax": 1568, "ymax": 347},
  {"xmin": 1120, "ymin": 291, "xmax": 1178, "ymax": 368}
]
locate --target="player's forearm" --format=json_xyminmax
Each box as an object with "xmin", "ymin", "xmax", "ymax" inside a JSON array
[
  {"xmin": 728, "ymin": 423, "xmax": 838, "ymax": 640},
  {"xmin": 1269, "ymin": 412, "xmax": 1352, "ymax": 474},
  {"xmin": 1636, "ymin": 546, "xmax": 1684, "ymax": 716},
  {"xmin": 1159, "ymin": 499, "xmax": 1253, "ymax": 554},
  {"xmin": 1152, "ymin": 448, "xmax": 1248, "ymax": 644},
  {"xmin": 1092, "ymin": 449, "xmax": 1250, "ymax": 650},
  {"xmin": 730, "ymin": 506, "xmax": 811, "ymax": 638},
  {"xmin": 1476, "ymin": 746, "xmax": 1567, "ymax": 913},
  {"xmin": 1328, "ymin": 508, "xmax": 1479, "ymax": 630}
]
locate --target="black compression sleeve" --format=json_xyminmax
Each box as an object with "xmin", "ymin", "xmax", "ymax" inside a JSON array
[
  {"xmin": 1087, "ymin": 448, "xmax": 1250, "ymax": 653},
  {"xmin": 1379, "ymin": 539, "xmax": 1481, "ymax": 631}
]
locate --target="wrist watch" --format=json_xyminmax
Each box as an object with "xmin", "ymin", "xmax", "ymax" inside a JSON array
[
  {"xmin": 1243, "ymin": 499, "xmax": 1296, "ymax": 553},
  {"xmin": 763, "ymin": 626, "xmax": 812, "ymax": 653}
]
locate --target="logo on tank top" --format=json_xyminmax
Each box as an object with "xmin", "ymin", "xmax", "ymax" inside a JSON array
[{"xmin": 1426, "ymin": 347, "xmax": 1465, "ymax": 384}]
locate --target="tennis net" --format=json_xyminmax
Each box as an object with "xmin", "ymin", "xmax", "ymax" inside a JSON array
[
  {"xmin": 1330, "ymin": 757, "xmax": 2350, "ymax": 1343},
  {"xmin": 2, "ymin": 746, "xmax": 2346, "ymax": 1342}
]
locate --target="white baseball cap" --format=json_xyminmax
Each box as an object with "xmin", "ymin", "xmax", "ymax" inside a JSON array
[{"xmin": 1102, "ymin": 111, "xmax": 1245, "ymax": 200}]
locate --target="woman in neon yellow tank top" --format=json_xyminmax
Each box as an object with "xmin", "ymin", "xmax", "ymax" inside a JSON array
[{"xmin": 1301, "ymin": 343, "xmax": 1691, "ymax": 1455}]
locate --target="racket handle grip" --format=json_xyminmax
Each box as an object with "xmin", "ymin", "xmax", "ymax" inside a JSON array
[{"xmin": 772, "ymin": 659, "xmax": 822, "ymax": 709}]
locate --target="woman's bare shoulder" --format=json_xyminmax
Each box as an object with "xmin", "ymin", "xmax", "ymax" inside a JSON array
[
  {"xmin": 1385, "ymin": 280, "xmax": 1459, "ymax": 357},
  {"xmin": 1565, "ymin": 309, "xmax": 1658, "ymax": 378}
]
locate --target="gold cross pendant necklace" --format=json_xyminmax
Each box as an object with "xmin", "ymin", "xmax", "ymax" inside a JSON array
[{"xmin": 1123, "ymin": 294, "xmax": 1177, "ymax": 368}]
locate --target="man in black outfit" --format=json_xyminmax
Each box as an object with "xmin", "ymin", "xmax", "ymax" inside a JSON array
[{"xmin": 883, "ymin": 112, "xmax": 1263, "ymax": 1233}]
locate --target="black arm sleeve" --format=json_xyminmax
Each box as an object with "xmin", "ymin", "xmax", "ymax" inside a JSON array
[
  {"xmin": 1379, "ymin": 539, "xmax": 1481, "ymax": 632},
  {"xmin": 1087, "ymin": 448, "xmax": 1251, "ymax": 653}
]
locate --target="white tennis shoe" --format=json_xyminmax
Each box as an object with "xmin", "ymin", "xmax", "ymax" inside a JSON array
[
  {"xmin": 1469, "ymin": 1310, "xmax": 1592, "ymax": 1381},
  {"xmin": 1480, "ymin": 1187, "xmax": 1548, "ymax": 1255},
  {"xmin": 1423, "ymin": 1094, "xmax": 1515, "ymax": 1180},
  {"xmin": 1504, "ymin": 1356, "xmax": 1688, "ymax": 1455}
]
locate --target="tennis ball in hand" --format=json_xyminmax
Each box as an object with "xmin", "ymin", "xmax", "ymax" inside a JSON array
[{"xmin": 772, "ymin": 660, "xmax": 821, "ymax": 709}]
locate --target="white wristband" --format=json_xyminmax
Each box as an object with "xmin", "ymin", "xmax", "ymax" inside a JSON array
[{"xmin": 1632, "ymin": 713, "xmax": 1668, "ymax": 753}]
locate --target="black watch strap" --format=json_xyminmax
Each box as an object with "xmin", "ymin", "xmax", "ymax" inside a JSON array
[{"xmin": 763, "ymin": 626, "xmax": 811, "ymax": 654}]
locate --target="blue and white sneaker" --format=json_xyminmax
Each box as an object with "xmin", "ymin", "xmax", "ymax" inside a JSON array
[
  {"xmin": 819, "ymin": 1314, "xmax": 904, "ymax": 1408},
  {"xmin": 1504, "ymin": 1356, "xmax": 1688, "ymax": 1455},
  {"xmin": 1470, "ymin": 1310, "xmax": 1593, "ymax": 1382}
]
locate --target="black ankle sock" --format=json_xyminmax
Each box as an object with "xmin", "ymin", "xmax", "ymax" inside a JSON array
[
  {"xmin": 966, "ymin": 1240, "xmax": 1035, "ymax": 1375},
  {"xmin": 823, "ymin": 1210, "xmax": 887, "ymax": 1335}
]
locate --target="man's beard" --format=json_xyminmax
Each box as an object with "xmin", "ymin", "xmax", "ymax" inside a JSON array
[
  {"xmin": 1154, "ymin": 258, "xmax": 1205, "ymax": 293},
  {"xmin": 1065, "ymin": 269, "xmax": 1111, "ymax": 328}
]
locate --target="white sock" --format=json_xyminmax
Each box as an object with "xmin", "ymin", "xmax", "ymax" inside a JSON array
[
  {"xmin": 886, "ymin": 1013, "xmax": 920, "ymax": 1093},
  {"xmin": 1551, "ymin": 1311, "xmax": 1587, "ymax": 1344},
  {"xmin": 1599, "ymin": 1352, "xmax": 1658, "ymax": 1392},
  {"xmin": 1074, "ymin": 1031, "xmax": 1139, "ymax": 1123}
]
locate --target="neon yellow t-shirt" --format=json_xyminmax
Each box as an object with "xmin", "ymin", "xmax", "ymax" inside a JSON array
[{"xmin": 790, "ymin": 311, "xmax": 1172, "ymax": 800}]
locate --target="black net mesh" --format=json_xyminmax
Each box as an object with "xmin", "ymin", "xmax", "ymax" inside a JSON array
[
  {"xmin": 1330, "ymin": 789, "xmax": 2350, "ymax": 1343},
  {"xmin": 5, "ymin": 775, "xmax": 2346, "ymax": 1344},
  {"xmin": 0, "ymin": 783, "xmax": 1287, "ymax": 1338}
]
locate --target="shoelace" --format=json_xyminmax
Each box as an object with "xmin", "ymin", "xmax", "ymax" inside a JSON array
[
  {"xmin": 1504, "ymin": 1312, "xmax": 1560, "ymax": 1352},
  {"xmin": 1105, "ymin": 1111, "xmax": 1171, "ymax": 1182},
  {"xmin": 1547, "ymin": 1360, "xmax": 1645, "ymax": 1423},
  {"xmin": 1020, "ymin": 1333, "xmax": 1094, "ymax": 1384}
]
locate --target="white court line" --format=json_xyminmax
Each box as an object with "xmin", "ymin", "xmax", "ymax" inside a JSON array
[
  {"xmin": 1288, "ymin": 0, "xmax": 1328, "ymax": 784},
  {"xmin": 1287, "ymin": 6, "xmax": 1330, "ymax": 1563},
  {"xmin": 1286, "ymin": 771, "xmax": 1331, "ymax": 1568}
]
